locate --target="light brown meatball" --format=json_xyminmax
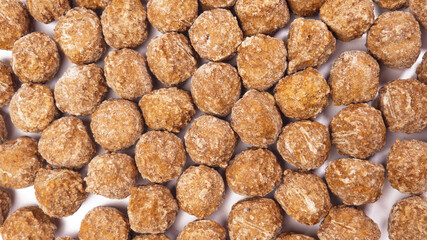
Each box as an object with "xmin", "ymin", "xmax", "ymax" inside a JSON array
[
  {"xmin": 200, "ymin": 0, "xmax": 236, "ymax": 9},
  {"xmin": 147, "ymin": 33, "xmax": 197, "ymax": 87},
  {"xmin": 101, "ymin": 0, "xmax": 148, "ymax": 49},
  {"xmin": 410, "ymin": 0, "xmax": 427, "ymax": 30},
  {"xmin": 374, "ymin": 0, "xmax": 408, "ymax": 9},
  {"xmin": 0, "ymin": 114, "xmax": 7, "ymax": 144},
  {"xmin": 234, "ymin": 0, "xmax": 290, "ymax": 36},
  {"xmin": 54, "ymin": 7, "xmax": 106, "ymax": 64},
  {"xmin": 191, "ymin": 62, "xmax": 241, "ymax": 116},
  {"xmin": 237, "ymin": 34, "xmax": 287, "ymax": 91},
  {"xmin": 56, "ymin": 237, "xmax": 76, "ymax": 240},
  {"xmin": 0, "ymin": 62, "xmax": 15, "ymax": 107},
  {"xmin": 231, "ymin": 90, "xmax": 282, "ymax": 148},
  {"xmin": 0, "ymin": 0, "xmax": 31, "ymax": 50},
  {"xmin": 275, "ymin": 170, "xmax": 331, "ymax": 225},
  {"xmin": 133, "ymin": 234, "xmax": 170, "ymax": 240},
  {"xmin": 128, "ymin": 184, "xmax": 178, "ymax": 234},
  {"xmin": 277, "ymin": 233, "xmax": 315, "ymax": 240},
  {"xmin": 27, "ymin": 0, "xmax": 70, "ymax": 23},
  {"xmin": 0, "ymin": 189, "xmax": 11, "ymax": 225},
  {"xmin": 147, "ymin": 0, "xmax": 198, "ymax": 33},
  {"xmin": 177, "ymin": 220, "xmax": 226, "ymax": 240},
  {"xmin": 76, "ymin": 0, "xmax": 111, "ymax": 9},
  {"xmin": 366, "ymin": 11, "xmax": 421, "ymax": 69},
  {"xmin": 228, "ymin": 198, "xmax": 283, "ymax": 240},
  {"xmin": 287, "ymin": 0, "xmax": 325, "ymax": 16},
  {"xmin": 417, "ymin": 52, "xmax": 427, "ymax": 84}
]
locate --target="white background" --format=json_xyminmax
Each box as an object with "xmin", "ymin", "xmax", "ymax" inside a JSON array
[{"xmin": 0, "ymin": 1, "xmax": 426, "ymax": 239}]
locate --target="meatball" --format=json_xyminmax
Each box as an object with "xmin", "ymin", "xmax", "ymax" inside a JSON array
[
  {"xmin": 410, "ymin": 0, "xmax": 427, "ymax": 30},
  {"xmin": 177, "ymin": 220, "xmax": 226, "ymax": 240},
  {"xmin": 0, "ymin": 0, "xmax": 31, "ymax": 50},
  {"xmin": 277, "ymin": 233, "xmax": 315, "ymax": 240},
  {"xmin": 0, "ymin": 190, "xmax": 11, "ymax": 225},
  {"xmin": 200, "ymin": 0, "xmax": 237, "ymax": 9},
  {"xmin": 27, "ymin": 0, "xmax": 70, "ymax": 23},
  {"xmin": 76, "ymin": 0, "xmax": 111, "ymax": 9},
  {"xmin": 287, "ymin": 0, "xmax": 325, "ymax": 16},
  {"xmin": 374, "ymin": 0, "xmax": 408, "ymax": 10},
  {"xmin": 417, "ymin": 52, "xmax": 427, "ymax": 84},
  {"xmin": 0, "ymin": 62, "xmax": 15, "ymax": 107}
]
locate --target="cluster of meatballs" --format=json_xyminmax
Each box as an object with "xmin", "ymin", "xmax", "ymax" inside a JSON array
[{"xmin": 0, "ymin": 0, "xmax": 426, "ymax": 239}]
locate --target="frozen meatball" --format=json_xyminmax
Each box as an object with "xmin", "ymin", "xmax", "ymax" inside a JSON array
[
  {"xmin": 234, "ymin": 0, "xmax": 290, "ymax": 36},
  {"xmin": 177, "ymin": 220, "xmax": 226, "ymax": 240},
  {"xmin": 366, "ymin": 11, "xmax": 421, "ymax": 69},
  {"xmin": 139, "ymin": 88, "xmax": 195, "ymax": 133},
  {"xmin": 0, "ymin": 137, "xmax": 42, "ymax": 189},
  {"xmin": 275, "ymin": 67, "xmax": 330, "ymax": 120},
  {"xmin": 147, "ymin": 0, "xmax": 198, "ymax": 33},
  {"xmin": 277, "ymin": 120, "xmax": 330, "ymax": 170},
  {"xmin": 105, "ymin": 49, "xmax": 152, "ymax": 99},
  {"xmin": 237, "ymin": 34, "xmax": 287, "ymax": 91},
  {"xmin": 410, "ymin": 0, "xmax": 427, "ymax": 30},
  {"xmin": 320, "ymin": 0, "xmax": 375, "ymax": 42},
  {"xmin": 0, "ymin": 62, "xmax": 15, "ymax": 107},
  {"xmin": 177, "ymin": 165, "xmax": 225, "ymax": 219},
  {"xmin": 85, "ymin": 152, "xmax": 138, "ymax": 199},
  {"xmin": 329, "ymin": 51, "xmax": 380, "ymax": 106},
  {"xmin": 275, "ymin": 170, "xmax": 331, "ymax": 225},
  {"xmin": 77, "ymin": 0, "xmax": 111, "ymax": 9},
  {"xmin": 135, "ymin": 131, "xmax": 186, "ymax": 183},
  {"xmin": 189, "ymin": 9, "xmax": 243, "ymax": 61},
  {"xmin": 54, "ymin": 7, "xmax": 106, "ymax": 64},
  {"xmin": 287, "ymin": 18, "xmax": 336, "ymax": 74},
  {"xmin": 318, "ymin": 206, "xmax": 381, "ymax": 240},
  {"xmin": 417, "ymin": 52, "xmax": 427, "ymax": 84},
  {"xmin": 374, "ymin": 0, "xmax": 408, "ymax": 9},
  {"xmin": 184, "ymin": 115, "xmax": 237, "ymax": 168},
  {"xmin": 330, "ymin": 103, "xmax": 386, "ymax": 159},
  {"xmin": 54, "ymin": 64, "xmax": 107, "ymax": 116},
  {"xmin": 91, "ymin": 99, "xmax": 143, "ymax": 151},
  {"xmin": 101, "ymin": 0, "xmax": 148, "ymax": 49},
  {"xmin": 133, "ymin": 234, "xmax": 170, "ymax": 240},
  {"xmin": 388, "ymin": 196, "xmax": 427, "ymax": 240},
  {"xmin": 39, "ymin": 117, "xmax": 96, "ymax": 169},
  {"xmin": 0, "ymin": 190, "xmax": 11, "ymax": 225},
  {"xmin": 378, "ymin": 79, "xmax": 426, "ymax": 133},
  {"xmin": 228, "ymin": 198, "xmax": 283, "ymax": 240},
  {"xmin": 231, "ymin": 90, "xmax": 282, "ymax": 148},
  {"xmin": 128, "ymin": 184, "xmax": 178, "ymax": 234},
  {"xmin": 387, "ymin": 139, "xmax": 427, "ymax": 195},
  {"xmin": 79, "ymin": 207, "xmax": 129, "ymax": 240},
  {"xmin": 326, "ymin": 158, "xmax": 385, "ymax": 205},
  {"xmin": 277, "ymin": 233, "xmax": 315, "ymax": 240},
  {"xmin": 10, "ymin": 83, "xmax": 58, "ymax": 133},
  {"xmin": 191, "ymin": 62, "xmax": 241, "ymax": 116},
  {"xmin": 0, "ymin": 0, "xmax": 31, "ymax": 50},
  {"xmin": 0, "ymin": 115, "xmax": 7, "ymax": 144},
  {"xmin": 200, "ymin": 0, "xmax": 236, "ymax": 9},
  {"xmin": 147, "ymin": 33, "xmax": 197, "ymax": 87},
  {"xmin": 226, "ymin": 148, "xmax": 281, "ymax": 197},
  {"xmin": 34, "ymin": 168, "xmax": 87, "ymax": 218},
  {"xmin": 12, "ymin": 32, "xmax": 60, "ymax": 83},
  {"xmin": 1, "ymin": 207, "xmax": 56, "ymax": 240},
  {"xmin": 287, "ymin": 0, "xmax": 325, "ymax": 16},
  {"xmin": 27, "ymin": 0, "xmax": 70, "ymax": 23}
]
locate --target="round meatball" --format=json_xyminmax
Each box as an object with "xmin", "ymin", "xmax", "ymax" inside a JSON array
[
  {"xmin": 178, "ymin": 220, "xmax": 226, "ymax": 240},
  {"xmin": 200, "ymin": 0, "xmax": 237, "ymax": 9},
  {"xmin": 374, "ymin": 0, "xmax": 408, "ymax": 10},
  {"xmin": 287, "ymin": 0, "xmax": 325, "ymax": 16},
  {"xmin": 77, "ymin": 0, "xmax": 111, "ymax": 9},
  {"xmin": 27, "ymin": 0, "xmax": 70, "ymax": 23},
  {"xmin": 0, "ymin": 114, "xmax": 7, "ymax": 144},
  {"xmin": 0, "ymin": 62, "xmax": 15, "ymax": 107},
  {"xmin": 277, "ymin": 233, "xmax": 315, "ymax": 240},
  {"xmin": 417, "ymin": 52, "xmax": 427, "ymax": 84},
  {"xmin": 133, "ymin": 234, "xmax": 170, "ymax": 240},
  {"xmin": 0, "ymin": 0, "xmax": 31, "ymax": 50},
  {"xmin": 410, "ymin": 0, "xmax": 427, "ymax": 30},
  {"xmin": 0, "ymin": 189, "xmax": 11, "ymax": 225}
]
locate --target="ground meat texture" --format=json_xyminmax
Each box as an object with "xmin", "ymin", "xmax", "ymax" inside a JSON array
[
  {"xmin": 277, "ymin": 120, "xmax": 330, "ymax": 170},
  {"xmin": 287, "ymin": 0, "xmax": 325, "ymax": 16},
  {"xmin": 231, "ymin": 90, "xmax": 282, "ymax": 148},
  {"xmin": 226, "ymin": 148, "xmax": 281, "ymax": 197},
  {"xmin": 277, "ymin": 233, "xmax": 315, "ymax": 240},
  {"xmin": 378, "ymin": 79, "xmax": 427, "ymax": 133},
  {"xmin": 228, "ymin": 197, "xmax": 283, "ymax": 240},
  {"xmin": 139, "ymin": 88, "xmax": 195, "ymax": 133},
  {"xmin": 366, "ymin": 11, "xmax": 421, "ymax": 69},
  {"xmin": 374, "ymin": 0, "xmax": 408, "ymax": 9},
  {"xmin": 189, "ymin": 9, "xmax": 243, "ymax": 62},
  {"xmin": 76, "ymin": 0, "xmax": 111, "ymax": 9},
  {"xmin": 234, "ymin": 0, "xmax": 290, "ymax": 36},
  {"xmin": 275, "ymin": 170, "xmax": 331, "ymax": 225},
  {"xmin": 10, "ymin": 83, "xmax": 58, "ymax": 133},
  {"xmin": 417, "ymin": 52, "xmax": 427, "ymax": 84},
  {"xmin": 56, "ymin": 237, "xmax": 75, "ymax": 240},
  {"xmin": 318, "ymin": 206, "xmax": 381, "ymax": 240},
  {"xmin": 135, "ymin": 131, "xmax": 186, "ymax": 183},
  {"xmin": 54, "ymin": 7, "xmax": 106, "ymax": 64},
  {"xmin": 54, "ymin": 64, "xmax": 107, "ymax": 116},
  {"xmin": 147, "ymin": 33, "xmax": 197, "ymax": 87},
  {"xmin": 0, "ymin": 62, "xmax": 15, "ymax": 107},
  {"xmin": 0, "ymin": 115, "xmax": 7, "ymax": 144},
  {"xmin": 176, "ymin": 165, "xmax": 225, "ymax": 219},
  {"xmin": 105, "ymin": 49, "xmax": 152, "ymax": 100},
  {"xmin": 177, "ymin": 220, "xmax": 226, "ymax": 240},
  {"xmin": 410, "ymin": 0, "xmax": 427, "ymax": 30},
  {"xmin": 287, "ymin": 18, "xmax": 336, "ymax": 74},
  {"xmin": 330, "ymin": 103, "xmax": 386, "ymax": 159},
  {"xmin": 200, "ymin": 0, "xmax": 236, "ymax": 9},
  {"xmin": 320, "ymin": 0, "xmax": 375, "ymax": 42},
  {"xmin": 275, "ymin": 67, "xmax": 330, "ymax": 120},
  {"xmin": 329, "ymin": 50, "xmax": 380, "ymax": 106},
  {"xmin": 101, "ymin": 0, "xmax": 148, "ymax": 49},
  {"xmin": 27, "ymin": 0, "xmax": 70, "ymax": 24},
  {"xmin": 237, "ymin": 34, "xmax": 287, "ymax": 91},
  {"xmin": 0, "ymin": 0, "xmax": 31, "ymax": 50},
  {"xmin": 388, "ymin": 196, "xmax": 427, "ymax": 240},
  {"xmin": 79, "ymin": 207, "xmax": 130, "ymax": 240},
  {"xmin": 325, "ymin": 158, "xmax": 385, "ymax": 206},
  {"xmin": 387, "ymin": 139, "xmax": 427, "ymax": 195},
  {"xmin": 11, "ymin": 32, "xmax": 60, "ymax": 83},
  {"xmin": 1, "ymin": 207, "xmax": 56, "ymax": 240},
  {"xmin": 0, "ymin": 190, "xmax": 11, "ymax": 225},
  {"xmin": 0, "ymin": 137, "xmax": 42, "ymax": 189},
  {"xmin": 147, "ymin": 0, "xmax": 198, "ymax": 33},
  {"xmin": 38, "ymin": 117, "xmax": 96, "ymax": 169},
  {"xmin": 184, "ymin": 115, "xmax": 237, "ymax": 168},
  {"xmin": 133, "ymin": 234, "xmax": 170, "ymax": 240},
  {"xmin": 128, "ymin": 184, "xmax": 178, "ymax": 234},
  {"xmin": 191, "ymin": 62, "xmax": 241, "ymax": 117},
  {"xmin": 91, "ymin": 99, "xmax": 143, "ymax": 152}
]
